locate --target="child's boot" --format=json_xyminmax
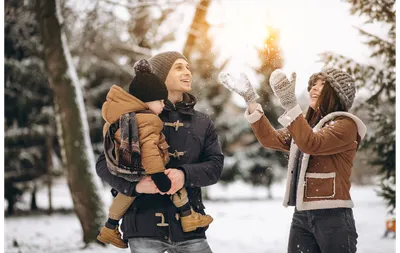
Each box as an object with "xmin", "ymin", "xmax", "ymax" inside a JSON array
[
  {"xmin": 180, "ymin": 208, "xmax": 213, "ymax": 232},
  {"xmin": 172, "ymin": 188, "xmax": 214, "ymax": 232},
  {"xmin": 97, "ymin": 225, "xmax": 128, "ymax": 248}
]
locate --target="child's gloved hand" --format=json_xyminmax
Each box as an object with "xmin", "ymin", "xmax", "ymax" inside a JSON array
[
  {"xmin": 218, "ymin": 72, "xmax": 260, "ymax": 104},
  {"xmin": 269, "ymin": 69, "xmax": 298, "ymax": 111},
  {"xmin": 151, "ymin": 172, "xmax": 171, "ymax": 193}
]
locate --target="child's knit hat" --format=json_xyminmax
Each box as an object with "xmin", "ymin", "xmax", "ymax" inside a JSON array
[{"xmin": 128, "ymin": 59, "xmax": 168, "ymax": 102}]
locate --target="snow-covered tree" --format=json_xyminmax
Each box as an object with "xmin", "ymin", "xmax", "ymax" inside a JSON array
[
  {"xmin": 184, "ymin": 6, "xmax": 288, "ymax": 197},
  {"xmin": 36, "ymin": 0, "xmax": 105, "ymax": 243},
  {"xmin": 320, "ymin": 0, "xmax": 395, "ymax": 213},
  {"xmin": 182, "ymin": 0, "xmax": 230, "ymax": 119},
  {"xmin": 179, "ymin": 0, "xmax": 234, "ymax": 199},
  {"xmin": 6, "ymin": 0, "xmax": 184, "ymax": 217},
  {"xmin": 225, "ymin": 26, "xmax": 287, "ymax": 197},
  {"xmin": 66, "ymin": 0, "xmax": 181, "ymax": 157}
]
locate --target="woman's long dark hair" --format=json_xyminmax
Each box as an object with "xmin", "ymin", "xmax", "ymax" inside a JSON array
[{"xmin": 305, "ymin": 75, "xmax": 346, "ymax": 127}]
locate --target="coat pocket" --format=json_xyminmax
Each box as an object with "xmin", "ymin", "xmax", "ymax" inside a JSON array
[{"xmin": 305, "ymin": 172, "xmax": 336, "ymax": 199}]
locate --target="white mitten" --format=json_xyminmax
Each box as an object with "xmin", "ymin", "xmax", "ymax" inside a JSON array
[
  {"xmin": 218, "ymin": 72, "xmax": 260, "ymax": 104},
  {"xmin": 269, "ymin": 69, "xmax": 297, "ymax": 110}
]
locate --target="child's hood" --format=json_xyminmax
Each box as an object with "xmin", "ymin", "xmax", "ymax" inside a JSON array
[{"xmin": 101, "ymin": 85, "xmax": 149, "ymax": 124}]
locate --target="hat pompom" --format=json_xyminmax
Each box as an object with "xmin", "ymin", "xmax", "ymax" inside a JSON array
[{"xmin": 134, "ymin": 59, "xmax": 152, "ymax": 75}]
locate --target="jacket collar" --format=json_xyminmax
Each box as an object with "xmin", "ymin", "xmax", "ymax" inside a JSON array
[
  {"xmin": 312, "ymin": 111, "xmax": 367, "ymax": 140},
  {"xmin": 164, "ymin": 93, "xmax": 196, "ymax": 115}
]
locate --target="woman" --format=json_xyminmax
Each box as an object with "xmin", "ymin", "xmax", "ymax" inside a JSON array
[{"xmin": 219, "ymin": 68, "xmax": 366, "ymax": 253}]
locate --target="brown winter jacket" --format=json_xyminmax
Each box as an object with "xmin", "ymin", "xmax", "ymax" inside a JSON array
[
  {"xmin": 102, "ymin": 85, "xmax": 169, "ymax": 174},
  {"xmin": 244, "ymin": 104, "xmax": 367, "ymax": 211}
]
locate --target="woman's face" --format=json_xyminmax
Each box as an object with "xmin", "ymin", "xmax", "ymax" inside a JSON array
[{"xmin": 309, "ymin": 79, "xmax": 325, "ymax": 109}]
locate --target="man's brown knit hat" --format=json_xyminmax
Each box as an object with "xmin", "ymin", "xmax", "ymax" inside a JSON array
[{"xmin": 148, "ymin": 51, "xmax": 188, "ymax": 82}]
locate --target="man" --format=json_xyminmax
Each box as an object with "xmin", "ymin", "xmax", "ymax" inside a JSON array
[{"xmin": 96, "ymin": 51, "xmax": 224, "ymax": 253}]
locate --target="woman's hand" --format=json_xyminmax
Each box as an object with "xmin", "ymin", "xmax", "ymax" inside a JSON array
[
  {"xmin": 135, "ymin": 176, "xmax": 160, "ymax": 194},
  {"xmin": 218, "ymin": 72, "xmax": 260, "ymax": 104},
  {"xmin": 269, "ymin": 69, "xmax": 298, "ymax": 111}
]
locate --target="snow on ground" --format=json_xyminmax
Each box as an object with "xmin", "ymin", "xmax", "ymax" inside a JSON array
[{"xmin": 5, "ymin": 179, "xmax": 395, "ymax": 253}]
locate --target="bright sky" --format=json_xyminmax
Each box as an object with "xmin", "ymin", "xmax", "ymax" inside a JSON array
[
  {"xmin": 208, "ymin": 0, "xmax": 376, "ymax": 94},
  {"xmin": 158, "ymin": 0, "xmax": 385, "ymax": 105}
]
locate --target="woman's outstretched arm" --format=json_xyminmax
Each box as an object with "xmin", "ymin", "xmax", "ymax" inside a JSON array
[
  {"xmin": 245, "ymin": 102, "xmax": 291, "ymax": 152},
  {"xmin": 218, "ymin": 72, "xmax": 291, "ymax": 152}
]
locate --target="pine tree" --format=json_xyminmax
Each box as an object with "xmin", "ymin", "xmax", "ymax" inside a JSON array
[
  {"xmin": 181, "ymin": 4, "xmax": 288, "ymax": 197},
  {"xmin": 232, "ymin": 25, "xmax": 287, "ymax": 198},
  {"xmin": 215, "ymin": 25, "xmax": 287, "ymax": 199},
  {"xmin": 320, "ymin": 0, "xmax": 395, "ymax": 213},
  {"xmin": 180, "ymin": 0, "xmax": 232, "ymax": 199},
  {"xmin": 182, "ymin": 0, "xmax": 230, "ymax": 119},
  {"xmin": 5, "ymin": 0, "xmax": 59, "ymax": 214}
]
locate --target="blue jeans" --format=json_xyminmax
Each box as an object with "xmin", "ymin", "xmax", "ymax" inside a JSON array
[
  {"xmin": 128, "ymin": 238, "xmax": 213, "ymax": 253},
  {"xmin": 288, "ymin": 208, "xmax": 358, "ymax": 253}
]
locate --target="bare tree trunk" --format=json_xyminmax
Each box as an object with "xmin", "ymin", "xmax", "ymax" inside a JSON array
[
  {"xmin": 5, "ymin": 181, "xmax": 22, "ymax": 216},
  {"xmin": 46, "ymin": 136, "xmax": 53, "ymax": 215},
  {"xmin": 30, "ymin": 182, "xmax": 38, "ymax": 211},
  {"xmin": 36, "ymin": 0, "xmax": 105, "ymax": 244},
  {"xmin": 267, "ymin": 186, "xmax": 273, "ymax": 200},
  {"xmin": 183, "ymin": 0, "xmax": 211, "ymax": 61}
]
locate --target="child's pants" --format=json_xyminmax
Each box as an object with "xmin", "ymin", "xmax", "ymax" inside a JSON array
[
  {"xmin": 170, "ymin": 187, "xmax": 189, "ymax": 208},
  {"xmin": 109, "ymin": 193, "xmax": 136, "ymax": 220}
]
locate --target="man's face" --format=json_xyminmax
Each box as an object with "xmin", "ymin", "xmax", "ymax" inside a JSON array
[{"xmin": 165, "ymin": 58, "xmax": 192, "ymax": 93}]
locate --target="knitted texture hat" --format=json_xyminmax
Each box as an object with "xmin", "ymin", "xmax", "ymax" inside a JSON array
[
  {"xmin": 308, "ymin": 68, "xmax": 356, "ymax": 110},
  {"xmin": 128, "ymin": 59, "xmax": 168, "ymax": 103},
  {"xmin": 148, "ymin": 51, "xmax": 188, "ymax": 82}
]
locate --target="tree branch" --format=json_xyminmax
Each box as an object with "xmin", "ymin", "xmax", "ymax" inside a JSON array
[
  {"xmin": 353, "ymin": 25, "xmax": 394, "ymax": 45},
  {"xmin": 100, "ymin": 0, "xmax": 186, "ymax": 10}
]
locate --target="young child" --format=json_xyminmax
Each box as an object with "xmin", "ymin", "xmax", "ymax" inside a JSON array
[{"xmin": 97, "ymin": 59, "xmax": 213, "ymax": 248}]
